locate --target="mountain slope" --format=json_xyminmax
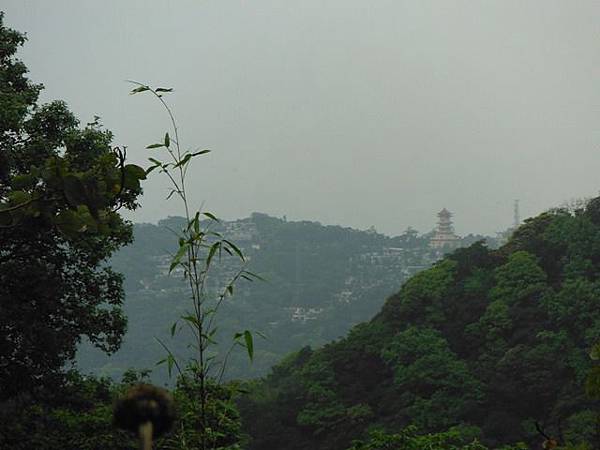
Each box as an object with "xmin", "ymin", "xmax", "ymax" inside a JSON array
[
  {"xmin": 238, "ymin": 201, "xmax": 600, "ymax": 449},
  {"xmin": 78, "ymin": 213, "xmax": 463, "ymax": 382}
]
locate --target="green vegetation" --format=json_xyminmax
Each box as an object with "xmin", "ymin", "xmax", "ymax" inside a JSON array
[
  {"xmin": 77, "ymin": 213, "xmax": 449, "ymax": 383},
  {"xmin": 3, "ymin": 11, "xmax": 600, "ymax": 450},
  {"xmin": 238, "ymin": 203, "xmax": 600, "ymax": 449},
  {"xmin": 0, "ymin": 12, "xmax": 145, "ymax": 400},
  {"xmin": 0, "ymin": 370, "xmax": 245, "ymax": 449},
  {"xmin": 127, "ymin": 82, "xmax": 260, "ymax": 449}
]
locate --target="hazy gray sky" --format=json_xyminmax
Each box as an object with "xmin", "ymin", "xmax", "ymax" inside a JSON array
[{"xmin": 4, "ymin": 1, "xmax": 600, "ymax": 235}]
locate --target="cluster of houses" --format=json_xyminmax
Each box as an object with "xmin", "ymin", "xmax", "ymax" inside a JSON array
[{"xmin": 148, "ymin": 208, "xmax": 514, "ymax": 324}]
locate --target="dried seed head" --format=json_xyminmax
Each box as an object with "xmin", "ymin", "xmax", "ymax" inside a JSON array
[
  {"xmin": 113, "ymin": 383, "xmax": 175, "ymax": 438},
  {"xmin": 542, "ymin": 439, "xmax": 558, "ymax": 450}
]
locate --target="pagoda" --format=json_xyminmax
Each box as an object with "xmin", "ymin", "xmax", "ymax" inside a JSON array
[{"xmin": 429, "ymin": 208, "xmax": 460, "ymax": 249}]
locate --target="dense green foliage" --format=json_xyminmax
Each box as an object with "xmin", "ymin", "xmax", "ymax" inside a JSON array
[
  {"xmin": 0, "ymin": 370, "xmax": 245, "ymax": 449},
  {"xmin": 239, "ymin": 203, "xmax": 600, "ymax": 449},
  {"xmin": 0, "ymin": 13, "xmax": 145, "ymax": 399}
]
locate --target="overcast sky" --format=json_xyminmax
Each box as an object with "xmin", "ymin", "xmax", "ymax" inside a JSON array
[{"xmin": 3, "ymin": 1, "xmax": 600, "ymax": 236}]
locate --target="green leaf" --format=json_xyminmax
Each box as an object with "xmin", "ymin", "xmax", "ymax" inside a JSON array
[
  {"xmin": 191, "ymin": 149, "xmax": 211, "ymax": 157},
  {"xmin": 170, "ymin": 322, "xmax": 177, "ymax": 337},
  {"xmin": 155, "ymin": 87, "xmax": 173, "ymax": 93},
  {"xmin": 224, "ymin": 239, "xmax": 245, "ymax": 261},
  {"xmin": 164, "ymin": 132, "xmax": 170, "ymax": 147},
  {"xmin": 193, "ymin": 211, "xmax": 200, "ymax": 233},
  {"xmin": 173, "ymin": 153, "xmax": 192, "ymax": 168},
  {"xmin": 181, "ymin": 314, "xmax": 201, "ymax": 328},
  {"xmin": 203, "ymin": 212, "xmax": 219, "ymax": 222},
  {"xmin": 256, "ymin": 331, "xmax": 267, "ymax": 339},
  {"xmin": 146, "ymin": 143, "xmax": 164, "ymax": 149},
  {"xmin": 169, "ymin": 243, "xmax": 189, "ymax": 273},
  {"xmin": 130, "ymin": 85, "xmax": 150, "ymax": 94},
  {"xmin": 244, "ymin": 270, "xmax": 266, "ymax": 282},
  {"xmin": 167, "ymin": 354, "xmax": 174, "ymax": 377},
  {"xmin": 244, "ymin": 330, "xmax": 254, "ymax": 361},
  {"xmin": 206, "ymin": 241, "xmax": 220, "ymax": 267}
]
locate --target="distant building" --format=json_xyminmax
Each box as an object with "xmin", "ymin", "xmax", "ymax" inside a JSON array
[{"xmin": 429, "ymin": 208, "xmax": 460, "ymax": 249}]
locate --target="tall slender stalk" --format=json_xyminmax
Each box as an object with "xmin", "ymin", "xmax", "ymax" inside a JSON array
[{"xmin": 130, "ymin": 82, "xmax": 260, "ymax": 450}]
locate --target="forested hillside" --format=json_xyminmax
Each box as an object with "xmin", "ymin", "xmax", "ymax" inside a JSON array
[
  {"xmin": 3, "ymin": 5, "xmax": 599, "ymax": 449},
  {"xmin": 78, "ymin": 213, "xmax": 490, "ymax": 382},
  {"xmin": 238, "ymin": 201, "xmax": 600, "ymax": 449}
]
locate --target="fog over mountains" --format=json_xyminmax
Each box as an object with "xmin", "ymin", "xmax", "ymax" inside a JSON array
[
  {"xmin": 77, "ymin": 212, "xmax": 500, "ymax": 383},
  {"xmin": 4, "ymin": 1, "xmax": 600, "ymax": 235}
]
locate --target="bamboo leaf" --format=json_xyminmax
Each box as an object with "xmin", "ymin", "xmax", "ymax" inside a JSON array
[
  {"xmin": 173, "ymin": 153, "xmax": 192, "ymax": 168},
  {"xmin": 191, "ymin": 149, "xmax": 211, "ymax": 157},
  {"xmin": 145, "ymin": 164, "xmax": 159, "ymax": 175},
  {"xmin": 202, "ymin": 212, "xmax": 219, "ymax": 222},
  {"xmin": 244, "ymin": 330, "xmax": 254, "ymax": 361},
  {"xmin": 130, "ymin": 85, "xmax": 150, "ymax": 94},
  {"xmin": 193, "ymin": 211, "xmax": 200, "ymax": 233},
  {"xmin": 169, "ymin": 243, "xmax": 188, "ymax": 273},
  {"xmin": 206, "ymin": 241, "xmax": 220, "ymax": 267},
  {"xmin": 223, "ymin": 240, "xmax": 245, "ymax": 261},
  {"xmin": 167, "ymin": 354, "xmax": 174, "ymax": 377},
  {"xmin": 256, "ymin": 331, "xmax": 267, "ymax": 339},
  {"xmin": 181, "ymin": 314, "xmax": 201, "ymax": 328},
  {"xmin": 244, "ymin": 270, "xmax": 266, "ymax": 282}
]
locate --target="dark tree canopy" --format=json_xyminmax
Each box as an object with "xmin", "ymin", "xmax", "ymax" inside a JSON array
[
  {"xmin": 239, "ymin": 203, "xmax": 600, "ymax": 450},
  {"xmin": 0, "ymin": 12, "xmax": 145, "ymax": 400}
]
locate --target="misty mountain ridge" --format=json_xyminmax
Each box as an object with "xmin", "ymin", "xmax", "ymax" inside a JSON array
[
  {"xmin": 238, "ymin": 199, "xmax": 600, "ymax": 449},
  {"xmin": 77, "ymin": 211, "xmax": 501, "ymax": 383}
]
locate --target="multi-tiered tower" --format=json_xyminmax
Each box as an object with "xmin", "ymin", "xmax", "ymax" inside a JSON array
[{"xmin": 429, "ymin": 208, "xmax": 460, "ymax": 249}]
